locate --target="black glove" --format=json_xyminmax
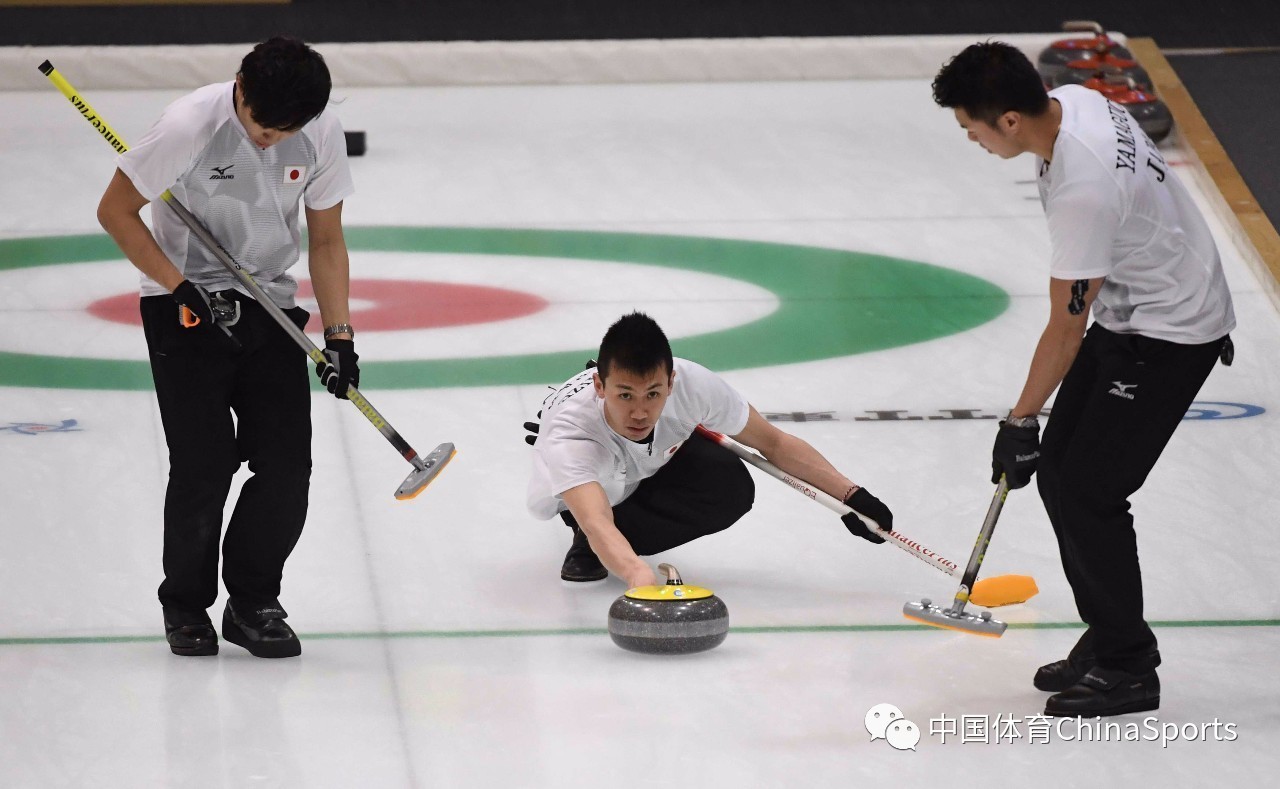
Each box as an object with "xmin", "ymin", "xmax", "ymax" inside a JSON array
[
  {"xmin": 523, "ymin": 411, "xmax": 541, "ymax": 446},
  {"xmin": 172, "ymin": 280, "xmax": 243, "ymax": 351},
  {"xmin": 316, "ymin": 338, "xmax": 359, "ymax": 399},
  {"xmin": 172, "ymin": 280, "xmax": 214, "ymax": 326},
  {"xmin": 992, "ymin": 418, "xmax": 1040, "ymax": 489},
  {"xmin": 841, "ymin": 488, "xmax": 891, "ymax": 544}
]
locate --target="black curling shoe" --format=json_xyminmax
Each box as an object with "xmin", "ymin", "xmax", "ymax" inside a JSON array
[
  {"xmin": 165, "ymin": 617, "xmax": 218, "ymax": 657},
  {"xmin": 222, "ymin": 602, "xmax": 301, "ymax": 658},
  {"xmin": 1034, "ymin": 657, "xmax": 1095, "ymax": 692},
  {"xmin": 1044, "ymin": 667, "xmax": 1160, "ymax": 718},
  {"xmin": 560, "ymin": 527, "xmax": 608, "ymax": 582}
]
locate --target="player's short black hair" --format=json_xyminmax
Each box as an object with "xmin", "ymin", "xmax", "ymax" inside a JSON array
[
  {"xmin": 238, "ymin": 36, "xmax": 331, "ymax": 132},
  {"xmin": 597, "ymin": 312, "xmax": 674, "ymax": 380},
  {"xmin": 932, "ymin": 41, "xmax": 1050, "ymax": 125}
]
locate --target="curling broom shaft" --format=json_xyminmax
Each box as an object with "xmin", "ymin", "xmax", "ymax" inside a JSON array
[
  {"xmin": 695, "ymin": 426, "xmax": 1037, "ymax": 607},
  {"xmin": 950, "ymin": 476, "xmax": 1010, "ymax": 611},
  {"xmin": 694, "ymin": 425, "xmax": 963, "ymax": 577}
]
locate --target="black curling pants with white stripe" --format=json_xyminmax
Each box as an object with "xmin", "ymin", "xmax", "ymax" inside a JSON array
[
  {"xmin": 1037, "ymin": 323, "xmax": 1226, "ymax": 674},
  {"xmin": 141, "ymin": 293, "xmax": 312, "ymax": 625},
  {"xmin": 561, "ymin": 430, "xmax": 756, "ymax": 556}
]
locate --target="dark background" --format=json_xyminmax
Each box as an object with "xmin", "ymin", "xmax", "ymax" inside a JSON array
[
  {"xmin": 1, "ymin": 1, "xmax": 1277, "ymax": 48},
  {"xmin": 4, "ymin": 0, "xmax": 1276, "ymax": 234}
]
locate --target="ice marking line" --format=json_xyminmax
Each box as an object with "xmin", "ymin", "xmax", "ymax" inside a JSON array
[{"xmin": 3, "ymin": 618, "xmax": 1277, "ymax": 646}]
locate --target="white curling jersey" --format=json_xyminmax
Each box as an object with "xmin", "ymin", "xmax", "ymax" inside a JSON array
[
  {"xmin": 117, "ymin": 81, "xmax": 354, "ymax": 308},
  {"xmin": 527, "ymin": 358, "xmax": 751, "ymax": 520},
  {"xmin": 1038, "ymin": 85, "xmax": 1234, "ymax": 344}
]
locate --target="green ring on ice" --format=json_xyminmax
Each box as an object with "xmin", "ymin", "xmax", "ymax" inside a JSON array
[{"xmin": 0, "ymin": 227, "xmax": 1008, "ymax": 390}]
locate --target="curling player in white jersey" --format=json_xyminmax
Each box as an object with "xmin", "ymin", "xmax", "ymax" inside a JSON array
[
  {"xmin": 97, "ymin": 37, "xmax": 358, "ymax": 659},
  {"xmin": 525, "ymin": 311, "xmax": 894, "ymax": 590},
  {"xmin": 933, "ymin": 42, "xmax": 1235, "ymax": 717}
]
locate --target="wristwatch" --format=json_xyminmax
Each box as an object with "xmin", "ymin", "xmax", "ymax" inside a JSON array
[
  {"xmin": 323, "ymin": 323, "xmax": 355, "ymax": 339},
  {"xmin": 1004, "ymin": 412, "xmax": 1040, "ymax": 428}
]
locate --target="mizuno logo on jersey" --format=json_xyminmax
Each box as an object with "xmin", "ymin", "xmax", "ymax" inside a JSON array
[
  {"xmin": 1109, "ymin": 381, "xmax": 1137, "ymax": 400},
  {"xmin": 209, "ymin": 165, "xmax": 234, "ymax": 180}
]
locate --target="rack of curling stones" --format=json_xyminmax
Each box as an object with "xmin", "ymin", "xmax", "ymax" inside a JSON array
[
  {"xmin": 608, "ymin": 564, "xmax": 730, "ymax": 654},
  {"xmin": 1037, "ymin": 20, "xmax": 1172, "ymax": 142}
]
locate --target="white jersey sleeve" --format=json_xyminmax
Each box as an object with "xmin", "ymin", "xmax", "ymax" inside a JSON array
[
  {"xmin": 526, "ymin": 405, "xmax": 618, "ymax": 521},
  {"xmin": 300, "ymin": 110, "xmax": 354, "ymax": 211},
  {"xmin": 672, "ymin": 359, "xmax": 750, "ymax": 436},
  {"xmin": 116, "ymin": 85, "xmax": 222, "ymax": 202},
  {"xmin": 540, "ymin": 432, "xmax": 615, "ymax": 499},
  {"xmin": 526, "ymin": 368, "xmax": 618, "ymax": 520},
  {"xmin": 1044, "ymin": 159, "xmax": 1122, "ymax": 281}
]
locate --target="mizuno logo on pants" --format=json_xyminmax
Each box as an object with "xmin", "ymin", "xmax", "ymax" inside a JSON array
[{"xmin": 1109, "ymin": 381, "xmax": 1137, "ymax": 400}]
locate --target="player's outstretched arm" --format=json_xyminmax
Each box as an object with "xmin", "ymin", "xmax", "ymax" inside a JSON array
[
  {"xmin": 561, "ymin": 482, "xmax": 657, "ymax": 588},
  {"xmin": 732, "ymin": 406, "xmax": 892, "ymax": 544},
  {"xmin": 732, "ymin": 407, "xmax": 856, "ymax": 500}
]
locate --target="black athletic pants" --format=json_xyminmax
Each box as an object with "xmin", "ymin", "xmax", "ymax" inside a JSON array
[
  {"xmin": 561, "ymin": 431, "xmax": 756, "ymax": 555},
  {"xmin": 141, "ymin": 292, "xmax": 312, "ymax": 625},
  {"xmin": 1037, "ymin": 323, "xmax": 1226, "ymax": 674}
]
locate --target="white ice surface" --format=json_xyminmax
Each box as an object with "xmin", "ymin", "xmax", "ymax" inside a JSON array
[{"xmin": 1, "ymin": 73, "xmax": 1277, "ymax": 788}]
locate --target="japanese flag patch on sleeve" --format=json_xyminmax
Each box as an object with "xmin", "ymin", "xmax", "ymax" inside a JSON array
[{"xmin": 282, "ymin": 165, "xmax": 308, "ymax": 185}]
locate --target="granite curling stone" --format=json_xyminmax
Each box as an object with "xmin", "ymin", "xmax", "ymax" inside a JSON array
[
  {"xmin": 1081, "ymin": 73, "xmax": 1174, "ymax": 143},
  {"xmin": 608, "ymin": 563, "xmax": 728, "ymax": 654},
  {"xmin": 1051, "ymin": 54, "xmax": 1152, "ymax": 92}
]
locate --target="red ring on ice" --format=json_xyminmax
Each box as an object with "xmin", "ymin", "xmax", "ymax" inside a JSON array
[{"xmin": 86, "ymin": 279, "xmax": 548, "ymax": 331}]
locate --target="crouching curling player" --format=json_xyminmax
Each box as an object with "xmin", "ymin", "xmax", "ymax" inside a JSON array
[{"xmin": 525, "ymin": 311, "xmax": 892, "ymax": 588}]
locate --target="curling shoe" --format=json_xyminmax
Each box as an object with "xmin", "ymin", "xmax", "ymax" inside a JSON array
[
  {"xmin": 1034, "ymin": 656, "xmax": 1095, "ymax": 692},
  {"xmin": 561, "ymin": 527, "xmax": 608, "ymax": 582},
  {"xmin": 1044, "ymin": 667, "xmax": 1160, "ymax": 718},
  {"xmin": 164, "ymin": 613, "xmax": 218, "ymax": 657},
  {"xmin": 222, "ymin": 602, "xmax": 301, "ymax": 658}
]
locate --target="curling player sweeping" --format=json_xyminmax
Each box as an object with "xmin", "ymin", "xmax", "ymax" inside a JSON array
[
  {"xmin": 95, "ymin": 37, "xmax": 364, "ymax": 659},
  {"xmin": 51, "ymin": 35, "xmax": 452, "ymax": 661},
  {"xmin": 932, "ymin": 42, "xmax": 1235, "ymax": 716}
]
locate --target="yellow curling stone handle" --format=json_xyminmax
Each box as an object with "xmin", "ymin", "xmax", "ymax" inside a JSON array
[
  {"xmin": 624, "ymin": 584, "xmax": 715, "ymax": 601},
  {"xmin": 625, "ymin": 562, "xmax": 716, "ymax": 600}
]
